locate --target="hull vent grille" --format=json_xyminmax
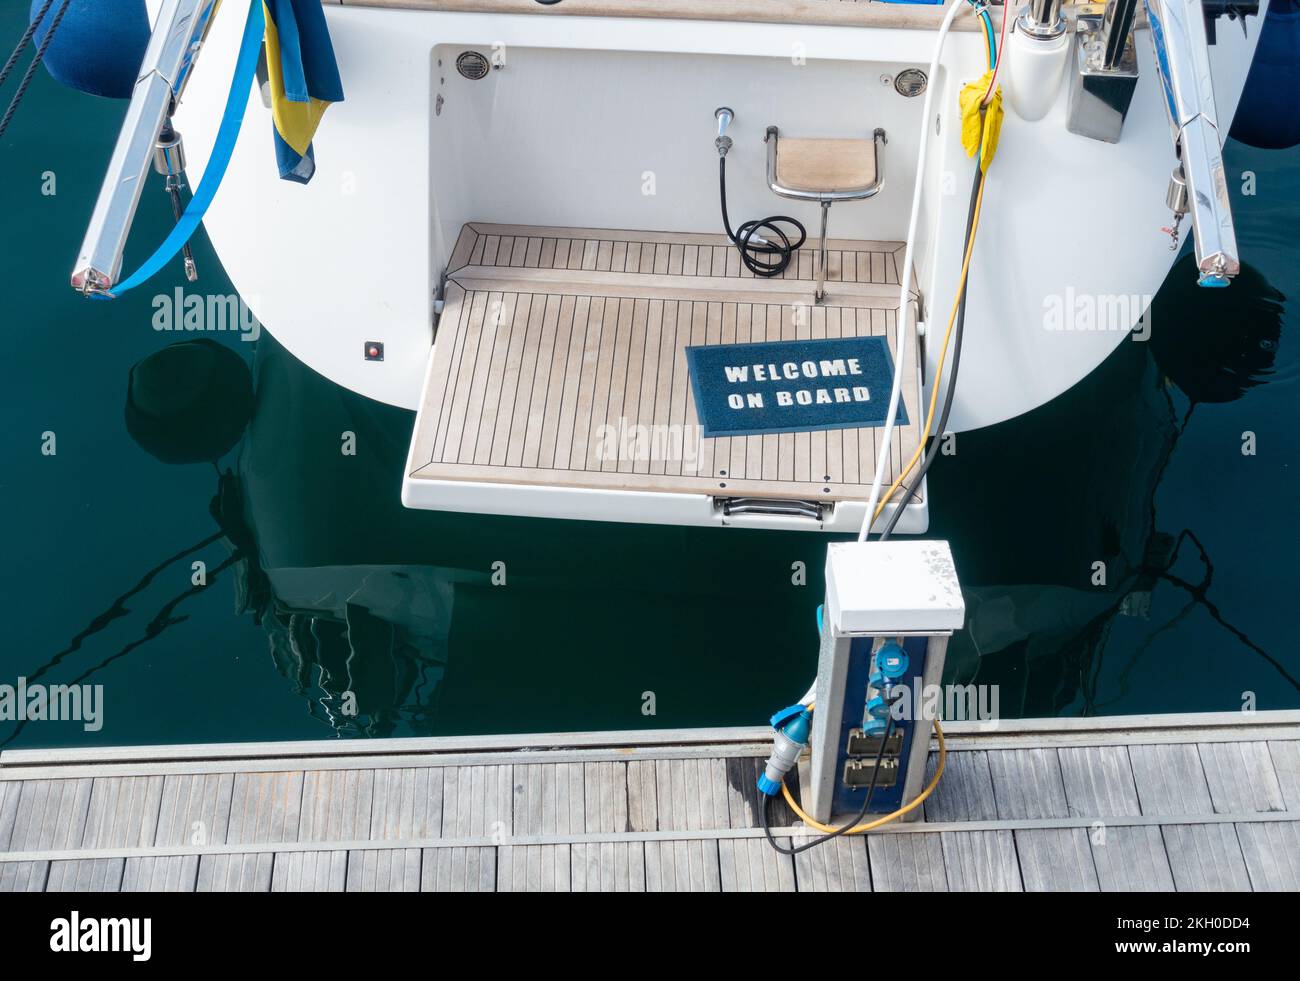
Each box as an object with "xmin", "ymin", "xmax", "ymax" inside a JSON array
[{"xmin": 456, "ymin": 51, "xmax": 491, "ymax": 80}]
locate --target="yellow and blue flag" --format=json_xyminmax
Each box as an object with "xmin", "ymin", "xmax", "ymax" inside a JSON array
[{"xmin": 262, "ymin": 0, "xmax": 344, "ymax": 183}]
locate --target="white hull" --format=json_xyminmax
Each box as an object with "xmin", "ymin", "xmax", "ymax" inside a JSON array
[{"xmin": 162, "ymin": 1, "xmax": 1263, "ymax": 530}]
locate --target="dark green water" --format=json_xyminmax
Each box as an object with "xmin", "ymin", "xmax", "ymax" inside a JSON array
[{"xmin": 2, "ymin": 6, "xmax": 1297, "ymax": 749}]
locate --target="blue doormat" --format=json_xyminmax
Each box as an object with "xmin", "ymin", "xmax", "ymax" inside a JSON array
[{"xmin": 685, "ymin": 336, "xmax": 908, "ymax": 438}]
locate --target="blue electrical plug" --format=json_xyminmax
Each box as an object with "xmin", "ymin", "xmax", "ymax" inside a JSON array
[
  {"xmin": 866, "ymin": 693, "xmax": 891, "ymax": 721},
  {"xmin": 757, "ymin": 704, "xmax": 812, "ymax": 796},
  {"xmin": 875, "ymin": 641, "xmax": 910, "ymax": 680},
  {"xmin": 862, "ymin": 717, "xmax": 888, "ymax": 737}
]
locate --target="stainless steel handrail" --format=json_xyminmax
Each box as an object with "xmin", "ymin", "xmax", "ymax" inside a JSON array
[
  {"xmin": 1144, "ymin": 0, "xmax": 1239, "ymax": 285},
  {"xmin": 70, "ymin": 0, "xmax": 220, "ymax": 294}
]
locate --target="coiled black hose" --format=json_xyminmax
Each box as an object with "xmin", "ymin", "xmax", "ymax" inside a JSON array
[{"xmin": 719, "ymin": 156, "xmax": 807, "ymax": 278}]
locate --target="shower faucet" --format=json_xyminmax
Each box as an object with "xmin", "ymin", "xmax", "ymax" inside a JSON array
[{"xmin": 715, "ymin": 106, "xmax": 735, "ymax": 156}]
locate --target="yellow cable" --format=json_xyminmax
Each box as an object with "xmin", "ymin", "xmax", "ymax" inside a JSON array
[
  {"xmin": 867, "ymin": 33, "xmax": 999, "ymax": 525},
  {"xmin": 780, "ymin": 719, "xmax": 946, "ymax": 834},
  {"xmin": 782, "ymin": 49, "xmax": 992, "ymax": 838},
  {"xmin": 871, "ymin": 150, "xmax": 988, "ymax": 528},
  {"xmin": 783, "ymin": 139, "xmax": 982, "ymax": 837}
]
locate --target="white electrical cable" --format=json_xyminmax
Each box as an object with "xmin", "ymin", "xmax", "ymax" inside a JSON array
[
  {"xmin": 783, "ymin": 1, "xmax": 973, "ymax": 715},
  {"xmin": 983, "ymin": 1, "xmax": 1011, "ymax": 107},
  {"xmin": 858, "ymin": 0, "xmax": 969, "ymax": 542}
]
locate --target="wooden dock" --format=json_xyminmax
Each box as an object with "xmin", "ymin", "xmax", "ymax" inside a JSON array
[{"xmin": 2, "ymin": 711, "xmax": 1298, "ymax": 892}]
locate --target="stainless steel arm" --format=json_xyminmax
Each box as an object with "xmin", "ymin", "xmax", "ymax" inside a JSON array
[
  {"xmin": 1021, "ymin": 0, "xmax": 1066, "ymax": 37},
  {"xmin": 1144, "ymin": 0, "xmax": 1239, "ymax": 285},
  {"xmin": 70, "ymin": 0, "xmax": 221, "ymax": 294}
]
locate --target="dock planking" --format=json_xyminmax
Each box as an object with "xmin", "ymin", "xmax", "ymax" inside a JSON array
[{"xmin": 2, "ymin": 712, "xmax": 1298, "ymax": 892}]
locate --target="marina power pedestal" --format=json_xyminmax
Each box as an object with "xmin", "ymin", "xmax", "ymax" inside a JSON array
[{"xmin": 806, "ymin": 540, "xmax": 965, "ymax": 824}]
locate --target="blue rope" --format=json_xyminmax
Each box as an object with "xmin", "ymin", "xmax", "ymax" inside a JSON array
[{"xmin": 102, "ymin": 0, "xmax": 265, "ymax": 298}]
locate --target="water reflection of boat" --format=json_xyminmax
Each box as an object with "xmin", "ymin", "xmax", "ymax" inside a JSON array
[
  {"xmin": 226, "ymin": 334, "xmax": 472, "ymax": 737},
  {"xmin": 257, "ymin": 565, "xmax": 453, "ymax": 736},
  {"xmin": 231, "ymin": 329, "xmax": 840, "ymax": 734},
  {"xmin": 941, "ymin": 254, "xmax": 1292, "ymax": 715},
  {"xmin": 107, "ymin": 254, "xmax": 1291, "ymax": 731},
  {"xmin": 117, "ymin": 332, "xmax": 469, "ymax": 737},
  {"xmin": 120, "ymin": 329, "xmax": 846, "ymax": 735},
  {"xmin": 8, "ymin": 247, "xmax": 1283, "ymax": 748}
]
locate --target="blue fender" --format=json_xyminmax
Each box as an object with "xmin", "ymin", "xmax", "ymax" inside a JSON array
[{"xmin": 30, "ymin": 0, "xmax": 151, "ymax": 99}]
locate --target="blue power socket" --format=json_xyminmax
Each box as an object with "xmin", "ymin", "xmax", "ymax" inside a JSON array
[{"xmin": 830, "ymin": 635, "xmax": 928, "ymax": 816}]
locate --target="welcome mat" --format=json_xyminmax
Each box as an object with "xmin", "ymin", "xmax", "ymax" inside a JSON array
[{"xmin": 685, "ymin": 336, "xmax": 908, "ymax": 438}]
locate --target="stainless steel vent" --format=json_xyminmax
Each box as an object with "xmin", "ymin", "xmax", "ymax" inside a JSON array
[
  {"xmin": 456, "ymin": 51, "xmax": 491, "ymax": 80},
  {"xmin": 894, "ymin": 68, "xmax": 928, "ymax": 98}
]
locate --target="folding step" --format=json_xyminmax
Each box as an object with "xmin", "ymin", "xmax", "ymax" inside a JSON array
[{"xmin": 402, "ymin": 223, "xmax": 926, "ymax": 533}]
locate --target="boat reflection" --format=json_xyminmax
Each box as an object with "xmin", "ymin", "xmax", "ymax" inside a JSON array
[
  {"xmin": 14, "ymin": 253, "xmax": 1283, "ymax": 744},
  {"xmin": 939, "ymin": 254, "xmax": 1291, "ymax": 715}
]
